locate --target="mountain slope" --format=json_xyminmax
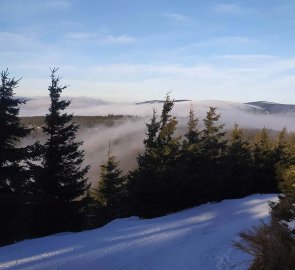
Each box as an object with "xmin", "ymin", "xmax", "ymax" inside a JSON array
[
  {"xmin": 246, "ymin": 101, "xmax": 295, "ymax": 114},
  {"xmin": 0, "ymin": 194, "xmax": 277, "ymax": 270},
  {"xmin": 136, "ymin": 99, "xmax": 191, "ymax": 105}
]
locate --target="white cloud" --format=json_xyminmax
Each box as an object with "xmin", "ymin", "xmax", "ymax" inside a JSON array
[
  {"xmin": 163, "ymin": 13, "xmax": 193, "ymax": 22},
  {"xmin": 12, "ymin": 54, "xmax": 295, "ymax": 105},
  {"xmin": 99, "ymin": 35, "xmax": 136, "ymax": 45},
  {"xmin": 169, "ymin": 36, "xmax": 258, "ymax": 56},
  {"xmin": 0, "ymin": 32, "xmax": 39, "ymax": 52},
  {"xmin": 213, "ymin": 3, "xmax": 258, "ymax": 16},
  {"xmin": 214, "ymin": 3, "xmax": 242, "ymax": 14},
  {"xmin": 66, "ymin": 32, "xmax": 98, "ymax": 40},
  {"xmin": 207, "ymin": 36, "xmax": 257, "ymax": 45},
  {"xmin": 65, "ymin": 32, "xmax": 136, "ymax": 45},
  {"xmin": 220, "ymin": 54, "xmax": 278, "ymax": 61},
  {"xmin": 0, "ymin": 32, "xmax": 27, "ymax": 44}
]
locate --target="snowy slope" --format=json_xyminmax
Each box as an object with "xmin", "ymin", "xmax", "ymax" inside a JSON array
[{"xmin": 0, "ymin": 194, "xmax": 277, "ymax": 270}]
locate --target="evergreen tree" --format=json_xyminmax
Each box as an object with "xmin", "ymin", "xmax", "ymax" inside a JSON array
[
  {"xmin": 79, "ymin": 189, "xmax": 109, "ymax": 230},
  {"xmin": 127, "ymin": 109, "xmax": 161, "ymax": 217},
  {"xmin": 143, "ymin": 108, "xmax": 160, "ymax": 150},
  {"xmin": 252, "ymin": 127, "xmax": 278, "ymax": 193},
  {"xmin": 184, "ymin": 105, "xmax": 200, "ymax": 146},
  {"xmin": 157, "ymin": 94, "xmax": 180, "ymax": 167},
  {"xmin": 198, "ymin": 107, "xmax": 227, "ymax": 201},
  {"xmin": 224, "ymin": 124, "xmax": 253, "ymax": 197},
  {"xmin": 274, "ymin": 127, "xmax": 290, "ymax": 165},
  {"xmin": 286, "ymin": 133, "xmax": 295, "ymax": 162},
  {"xmin": 127, "ymin": 94, "xmax": 181, "ymax": 217},
  {"xmin": 200, "ymin": 107, "xmax": 226, "ymax": 158},
  {"xmin": 32, "ymin": 68, "xmax": 89, "ymax": 236},
  {"xmin": 0, "ymin": 70, "xmax": 32, "ymax": 245},
  {"xmin": 95, "ymin": 146, "xmax": 126, "ymax": 218},
  {"xmin": 180, "ymin": 105, "xmax": 202, "ymax": 206}
]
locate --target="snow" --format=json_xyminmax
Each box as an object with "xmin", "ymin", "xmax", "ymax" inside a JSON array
[
  {"xmin": 0, "ymin": 194, "xmax": 277, "ymax": 270},
  {"xmin": 281, "ymin": 219, "xmax": 295, "ymax": 231}
]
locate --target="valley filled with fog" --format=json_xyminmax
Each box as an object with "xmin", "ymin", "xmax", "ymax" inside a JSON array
[{"xmin": 19, "ymin": 97, "xmax": 295, "ymax": 184}]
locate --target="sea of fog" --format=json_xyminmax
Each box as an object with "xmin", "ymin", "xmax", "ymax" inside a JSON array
[{"xmin": 19, "ymin": 97, "xmax": 295, "ymax": 184}]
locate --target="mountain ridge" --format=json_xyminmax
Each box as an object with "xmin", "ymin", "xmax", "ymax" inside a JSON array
[{"xmin": 245, "ymin": 101, "xmax": 295, "ymax": 114}]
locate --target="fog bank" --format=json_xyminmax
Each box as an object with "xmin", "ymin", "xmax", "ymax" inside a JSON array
[{"xmin": 19, "ymin": 97, "xmax": 295, "ymax": 184}]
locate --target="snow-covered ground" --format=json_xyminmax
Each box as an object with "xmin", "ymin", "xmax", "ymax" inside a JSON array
[{"xmin": 0, "ymin": 194, "xmax": 277, "ymax": 270}]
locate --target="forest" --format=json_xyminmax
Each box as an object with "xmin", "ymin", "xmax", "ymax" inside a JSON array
[{"xmin": 1, "ymin": 69, "xmax": 295, "ymax": 269}]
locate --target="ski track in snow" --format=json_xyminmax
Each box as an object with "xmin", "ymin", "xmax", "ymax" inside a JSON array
[{"xmin": 0, "ymin": 194, "xmax": 277, "ymax": 270}]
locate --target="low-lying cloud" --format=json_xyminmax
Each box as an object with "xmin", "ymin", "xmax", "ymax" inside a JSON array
[
  {"xmin": 20, "ymin": 97, "xmax": 295, "ymax": 184},
  {"xmin": 21, "ymin": 96, "xmax": 295, "ymax": 131}
]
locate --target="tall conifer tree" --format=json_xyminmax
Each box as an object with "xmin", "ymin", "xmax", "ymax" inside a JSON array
[
  {"xmin": 201, "ymin": 107, "xmax": 226, "ymax": 158},
  {"xmin": 0, "ymin": 70, "xmax": 31, "ymax": 245},
  {"xmin": 180, "ymin": 105, "xmax": 202, "ymax": 206},
  {"xmin": 32, "ymin": 68, "xmax": 89, "ymax": 236},
  {"xmin": 128, "ymin": 94, "xmax": 181, "ymax": 217},
  {"xmin": 184, "ymin": 105, "xmax": 200, "ymax": 146},
  {"xmin": 274, "ymin": 128, "xmax": 290, "ymax": 165},
  {"xmin": 225, "ymin": 124, "xmax": 253, "ymax": 197},
  {"xmin": 252, "ymin": 127, "xmax": 277, "ymax": 193},
  {"xmin": 199, "ymin": 107, "xmax": 226, "ymax": 201}
]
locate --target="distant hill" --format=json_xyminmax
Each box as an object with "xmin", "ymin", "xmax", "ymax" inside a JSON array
[
  {"xmin": 246, "ymin": 101, "xmax": 295, "ymax": 115},
  {"xmin": 136, "ymin": 99, "xmax": 191, "ymax": 105},
  {"xmin": 20, "ymin": 96, "xmax": 295, "ymax": 117},
  {"xmin": 20, "ymin": 115, "xmax": 138, "ymax": 129}
]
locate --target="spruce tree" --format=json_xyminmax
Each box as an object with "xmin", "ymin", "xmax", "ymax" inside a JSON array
[
  {"xmin": 32, "ymin": 68, "xmax": 89, "ymax": 236},
  {"xmin": 180, "ymin": 105, "xmax": 203, "ymax": 206},
  {"xmin": 225, "ymin": 124, "xmax": 253, "ymax": 197},
  {"xmin": 199, "ymin": 107, "xmax": 227, "ymax": 201},
  {"xmin": 0, "ymin": 70, "xmax": 31, "ymax": 245},
  {"xmin": 96, "ymin": 146, "xmax": 126, "ymax": 218},
  {"xmin": 127, "ymin": 109, "xmax": 161, "ymax": 217},
  {"xmin": 184, "ymin": 105, "xmax": 200, "ymax": 146},
  {"xmin": 274, "ymin": 128, "xmax": 290, "ymax": 165},
  {"xmin": 252, "ymin": 127, "xmax": 277, "ymax": 193},
  {"xmin": 128, "ymin": 94, "xmax": 181, "ymax": 217},
  {"xmin": 157, "ymin": 94, "xmax": 180, "ymax": 166},
  {"xmin": 201, "ymin": 107, "xmax": 226, "ymax": 158},
  {"xmin": 143, "ymin": 109, "xmax": 161, "ymax": 150}
]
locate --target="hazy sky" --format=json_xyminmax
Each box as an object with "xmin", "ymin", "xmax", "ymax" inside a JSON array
[{"xmin": 1, "ymin": 0, "xmax": 295, "ymax": 103}]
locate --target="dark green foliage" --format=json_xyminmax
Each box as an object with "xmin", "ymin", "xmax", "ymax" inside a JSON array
[
  {"xmin": 251, "ymin": 127, "xmax": 279, "ymax": 193},
  {"xmin": 144, "ymin": 109, "xmax": 161, "ymax": 149},
  {"xmin": 184, "ymin": 105, "xmax": 200, "ymax": 145},
  {"xmin": 180, "ymin": 106, "xmax": 228, "ymax": 205},
  {"xmin": 198, "ymin": 107, "xmax": 227, "ymax": 201},
  {"xmin": 32, "ymin": 68, "xmax": 90, "ymax": 236},
  {"xmin": 78, "ymin": 190, "xmax": 111, "ymax": 229},
  {"xmin": 126, "ymin": 98, "xmax": 288, "ymax": 219},
  {"xmin": 224, "ymin": 124, "xmax": 253, "ymax": 197},
  {"xmin": 95, "ymin": 147, "xmax": 126, "ymax": 218},
  {"xmin": 179, "ymin": 105, "xmax": 203, "ymax": 206},
  {"xmin": 200, "ymin": 107, "xmax": 226, "ymax": 158},
  {"xmin": 274, "ymin": 128, "xmax": 291, "ymax": 166},
  {"xmin": 0, "ymin": 70, "xmax": 32, "ymax": 245},
  {"xmin": 274, "ymin": 165, "xmax": 295, "ymax": 221},
  {"xmin": 127, "ymin": 94, "xmax": 181, "ymax": 217}
]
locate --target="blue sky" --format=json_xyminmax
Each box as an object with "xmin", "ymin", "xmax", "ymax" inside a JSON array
[{"xmin": 1, "ymin": 0, "xmax": 295, "ymax": 103}]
